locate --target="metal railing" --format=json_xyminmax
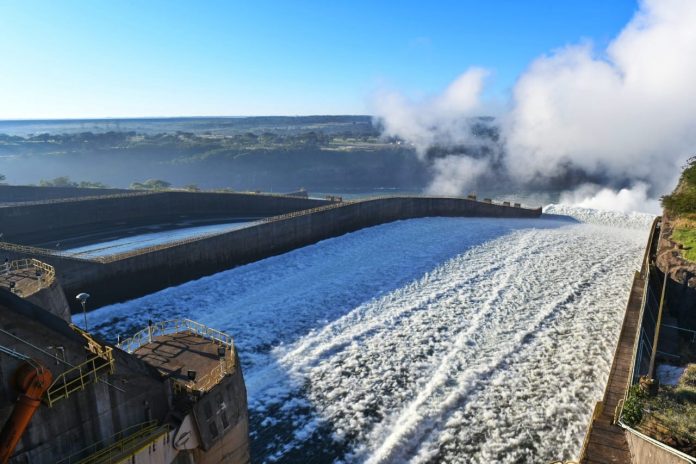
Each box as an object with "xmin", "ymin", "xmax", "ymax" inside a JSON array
[
  {"xmin": 0, "ymin": 241, "xmax": 92, "ymax": 261},
  {"xmin": 117, "ymin": 318, "xmax": 234, "ymax": 354},
  {"xmin": 58, "ymin": 421, "xmax": 169, "ymax": 464},
  {"xmin": 0, "ymin": 258, "xmax": 57, "ymax": 296},
  {"xmin": 70, "ymin": 324, "xmax": 117, "ymax": 360},
  {"xmin": 56, "ymin": 420, "xmax": 159, "ymax": 464},
  {"xmin": 45, "ymin": 351, "xmax": 115, "ymax": 407},
  {"xmin": 0, "ymin": 194, "xmax": 539, "ymax": 265},
  {"xmin": 172, "ymin": 350, "xmax": 236, "ymax": 394},
  {"xmin": 118, "ymin": 319, "xmax": 236, "ymax": 394},
  {"xmin": 613, "ymin": 217, "xmax": 696, "ymax": 462},
  {"xmin": 0, "ymin": 257, "xmax": 55, "ymax": 278}
]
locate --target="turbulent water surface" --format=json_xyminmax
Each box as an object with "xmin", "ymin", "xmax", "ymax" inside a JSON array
[{"xmin": 83, "ymin": 207, "xmax": 652, "ymax": 463}]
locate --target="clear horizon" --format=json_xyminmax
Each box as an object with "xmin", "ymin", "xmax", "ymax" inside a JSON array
[{"xmin": 0, "ymin": 0, "xmax": 637, "ymax": 119}]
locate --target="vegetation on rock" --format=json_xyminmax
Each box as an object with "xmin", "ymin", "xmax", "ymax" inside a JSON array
[{"xmin": 662, "ymin": 156, "xmax": 696, "ymax": 262}]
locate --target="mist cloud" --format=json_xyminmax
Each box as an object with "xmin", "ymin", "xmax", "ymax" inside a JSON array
[
  {"xmin": 559, "ymin": 182, "xmax": 661, "ymax": 214},
  {"xmin": 373, "ymin": 0, "xmax": 696, "ymax": 212}
]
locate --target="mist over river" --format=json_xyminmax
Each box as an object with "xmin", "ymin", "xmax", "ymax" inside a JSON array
[{"xmin": 81, "ymin": 206, "xmax": 653, "ymax": 463}]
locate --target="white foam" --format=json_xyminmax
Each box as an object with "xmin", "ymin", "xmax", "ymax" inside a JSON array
[
  {"xmin": 83, "ymin": 210, "xmax": 649, "ymax": 462},
  {"xmin": 543, "ymin": 204, "xmax": 655, "ymax": 230}
]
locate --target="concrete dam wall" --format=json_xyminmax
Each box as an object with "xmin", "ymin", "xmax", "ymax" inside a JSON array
[
  {"xmin": 1, "ymin": 196, "xmax": 541, "ymax": 310},
  {"xmin": 0, "ymin": 185, "xmax": 131, "ymax": 204},
  {"xmin": 0, "ymin": 190, "xmax": 332, "ymax": 244}
]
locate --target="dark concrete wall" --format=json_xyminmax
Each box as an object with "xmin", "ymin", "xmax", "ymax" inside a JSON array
[
  {"xmin": 192, "ymin": 355, "xmax": 248, "ymax": 461},
  {"xmin": 0, "ymin": 191, "xmax": 331, "ymax": 244},
  {"xmin": 0, "ymin": 185, "xmax": 131, "ymax": 203},
  {"xmin": 24, "ymin": 279, "xmax": 71, "ymax": 322},
  {"xmin": 3, "ymin": 197, "xmax": 540, "ymax": 311},
  {"xmin": 0, "ymin": 291, "xmax": 171, "ymax": 464}
]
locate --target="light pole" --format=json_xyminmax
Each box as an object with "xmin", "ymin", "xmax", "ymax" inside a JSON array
[{"xmin": 76, "ymin": 292, "xmax": 90, "ymax": 331}]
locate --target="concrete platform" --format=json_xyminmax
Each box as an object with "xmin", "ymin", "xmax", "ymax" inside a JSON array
[
  {"xmin": 132, "ymin": 331, "xmax": 229, "ymax": 388},
  {"xmin": 0, "ymin": 267, "xmax": 45, "ymax": 297}
]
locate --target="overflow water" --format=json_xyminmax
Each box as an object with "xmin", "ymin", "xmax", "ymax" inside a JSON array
[{"xmin": 82, "ymin": 206, "xmax": 653, "ymax": 463}]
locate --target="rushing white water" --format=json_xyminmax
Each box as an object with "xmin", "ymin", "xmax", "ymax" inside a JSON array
[{"xmin": 83, "ymin": 207, "xmax": 653, "ymax": 463}]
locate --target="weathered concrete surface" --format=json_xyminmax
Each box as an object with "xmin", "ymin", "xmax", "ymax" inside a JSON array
[
  {"xmin": 0, "ymin": 290, "xmax": 170, "ymax": 464},
  {"xmin": 24, "ymin": 279, "xmax": 71, "ymax": 322},
  {"xmin": 0, "ymin": 185, "xmax": 131, "ymax": 204},
  {"xmin": 626, "ymin": 430, "xmax": 692, "ymax": 464},
  {"xmin": 2, "ymin": 196, "xmax": 540, "ymax": 311},
  {"xmin": 132, "ymin": 333, "xmax": 250, "ymax": 462},
  {"xmin": 0, "ymin": 190, "xmax": 331, "ymax": 244}
]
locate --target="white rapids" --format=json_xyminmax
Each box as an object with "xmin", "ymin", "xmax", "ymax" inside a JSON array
[{"xmin": 83, "ymin": 206, "xmax": 653, "ymax": 463}]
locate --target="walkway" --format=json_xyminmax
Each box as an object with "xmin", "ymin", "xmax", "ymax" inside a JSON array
[{"xmin": 580, "ymin": 271, "xmax": 645, "ymax": 463}]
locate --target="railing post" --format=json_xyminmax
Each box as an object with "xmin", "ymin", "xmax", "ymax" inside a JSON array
[{"xmin": 647, "ymin": 272, "xmax": 668, "ymax": 380}]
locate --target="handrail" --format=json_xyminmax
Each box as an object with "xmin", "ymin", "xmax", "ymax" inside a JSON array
[
  {"xmin": 0, "ymin": 195, "xmax": 540, "ymax": 265},
  {"xmin": 0, "ymin": 258, "xmax": 55, "ymax": 277},
  {"xmin": 69, "ymin": 324, "xmax": 116, "ymax": 360},
  {"xmin": 101, "ymin": 195, "xmax": 538, "ymax": 260},
  {"xmin": 117, "ymin": 318, "xmax": 234, "ymax": 354},
  {"xmin": 44, "ymin": 352, "xmax": 115, "ymax": 407},
  {"xmin": 0, "ymin": 258, "xmax": 57, "ymax": 296},
  {"xmin": 55, "ymin": 420, "xmax": 158, "ymax": 464},
  {"xmin": 119, "ymin": 319, "xmax": 237, "ymax": 393},
  {"xmin": 74, "ymin": 423, "xmax": 169, "ymax": 464},
  {"xmin": 0, "ymin": 241, "xmax": 94, "ymax": 262},
  {"xmin": 172, "ymin": 351, "xmax": 236, "ymax": 394}
]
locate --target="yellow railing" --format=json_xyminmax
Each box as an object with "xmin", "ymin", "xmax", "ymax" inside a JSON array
[
  {"xmin": 76, "ymin": 423, "xmax": 168, "ymax": 464},
  {"xmin": 117, "ymin": 318, "xmax": 234, "ymax": 354},
  {"xmin": 0, "ymin": 258, "xmax": 55, "ymax": 279},
  {"xmin": 172, "ymin": 350, "xmax": 236, "ymax": 394},
  {"xmin": 56, "ymin": 420, "xmax": 159, "ymax": 464},
  {"xmin": 0, "ymin": 258, "xmax": 57, "ymax": 295},
  {"xmin": 44, "ymin": 351, "xmax": 115, "ymax": 407},
  {"xmin": 70, "ymin": 324, "xmax": 115, "ymax": 360}
]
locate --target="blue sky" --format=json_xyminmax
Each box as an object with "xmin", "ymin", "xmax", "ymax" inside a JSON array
[{"xmin": 0, "ymin": 0, "xmax": 638, "ymax": 119}]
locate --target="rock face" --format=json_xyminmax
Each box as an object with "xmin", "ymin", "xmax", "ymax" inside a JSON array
[
  {"xmin": 656, "ymin": 213, "xmax": 696, "ymax": 288},
  {"xmin": 656, "ymin": 213, "xmax": 696, "ymax": 330}
]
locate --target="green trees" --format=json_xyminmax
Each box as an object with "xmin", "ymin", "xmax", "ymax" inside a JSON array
[
  {"xmin": 662, "ymin": 156, "xmax": 696, "ymax": 216},
  {"xmin": 38, "ymin": 177, "xmax": 109, "ymax": 188},
  {"xmin": 39, "ymin": 176, "xmax": 77, "ymax": 187},
  {"xmin": 130, "ymin": 179, "xmax": 171, "ymax": 190}
]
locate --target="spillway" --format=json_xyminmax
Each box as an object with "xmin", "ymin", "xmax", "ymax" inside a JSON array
[
  {"xmin": 82, "ymin": 207, "xmax": 653, "ymax": 463},
  {"xmin": 64, "ymin": 220, "xmax": 259, "ymax": 257}
]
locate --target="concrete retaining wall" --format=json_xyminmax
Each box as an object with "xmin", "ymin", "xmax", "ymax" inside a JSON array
[
  {"xmin": 0, "ymin": 191, "xmax": 331, "ymax": 244},
  {"xmin": 626, "ymin": 429, "xmax": 693, "ymax": 463},
  {"xmin": 3, "ymin": 196, "xmax": 540, "ymax": 310},
  {"xmin": 24, "ymin": 279, "xmax": 71, "ymax": 322},
  {"xmin": 0, "ymin": 185, "xmax": 130, "ymax": 204}
]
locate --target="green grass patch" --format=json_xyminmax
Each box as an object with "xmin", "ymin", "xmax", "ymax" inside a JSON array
[{"xmin": 672, "ymin": 228, "xmax": 696, "ymax": 262}]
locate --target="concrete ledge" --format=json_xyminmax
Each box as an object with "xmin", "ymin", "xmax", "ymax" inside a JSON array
[{"xmin": 2, "ymin": 196, "xmax": 541, "ymax": 310}]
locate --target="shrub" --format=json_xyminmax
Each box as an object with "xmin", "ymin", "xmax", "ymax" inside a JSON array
[{"xmin": 622, "ymin": 384, "xmax": 647, "ymax": 426}]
